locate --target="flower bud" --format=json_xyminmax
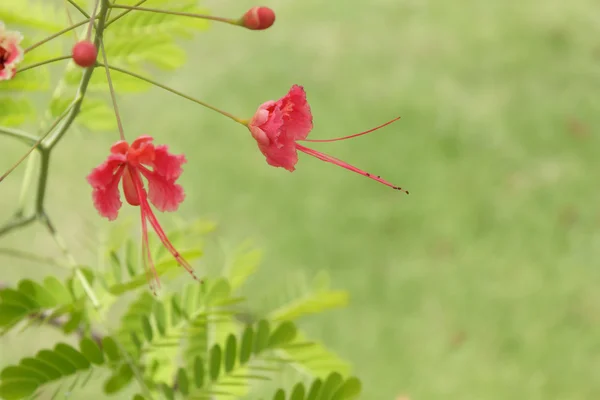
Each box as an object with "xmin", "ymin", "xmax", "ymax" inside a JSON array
[
  {"xmin": 241, "ymin": 7, "xmax": 275, "ymax": 30},
  {"xmin": 72, "ymin": 40, "xmax": 97, "ymax": 68}
]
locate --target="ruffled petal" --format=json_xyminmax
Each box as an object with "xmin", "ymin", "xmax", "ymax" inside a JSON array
[
  {"xmin": 87, "ymin": 153, "xmax": 126, "ymax": 220},
  {"xmin": 139, "ymin": 168, "xmax": 185, "ymax": 212},
  {"xmin": 260, "ymin": 141, "xmax": 298, "ymax": 172},
  {"xmin": 0, "ymin": 65, "xmax": 16, "ymax": 81},
  {"xmin": 0, "ymin": 25, "xmax": 24, "ymax": 76},
  {"xmin": 249, "ymin": 102, "xmax": 299, "ymax": 170},
  {"xmin": 151, "ymin": 145, "xmax": 187, "ymax": 181},
  {"xmin": 278, "ymin": 85, "xmax": 313, "ymax": 140}
]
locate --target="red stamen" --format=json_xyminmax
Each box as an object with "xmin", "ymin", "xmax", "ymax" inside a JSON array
[
  {"xmin": 128, "ymin": 168, "xmax": 200, "ymax": 282},
  {"xmin": 122, "ymin": 166, "xmax": 141, "ymax": 206},
  {"xmin": 140, "ymin": 205, "xmax": 159, "ymax": 295},
  {"xmin": 143, "ymin": 206, "xmax": 200, "ymax": 282},
  {"xmin": 130, "ymin": 168, "xmax": 160, "ymax": 293},
  {"xmin": 296, "ymin": 144, "xmax": 408, "ymax": 193},
  {"xmin": 301, "ymin": 116, "xmax": 401, "ymax": 143}
]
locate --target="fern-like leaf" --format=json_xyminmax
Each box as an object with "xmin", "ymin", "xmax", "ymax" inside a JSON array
[
  {"xmin": 0, "ymin": 336, "xmax": 128, "ymax": 400},
  {"xmin": 0, "ymin": 276, "xmax": 87, "ymax": 334},
  {"xmin": 266, "ymin": 373, "xmax": 361, "ymax": 400}
]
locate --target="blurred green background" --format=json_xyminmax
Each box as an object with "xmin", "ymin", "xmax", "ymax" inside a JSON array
[{"xmin": 2, "ymin": 0, "xmax": 600, "ymax": 398}]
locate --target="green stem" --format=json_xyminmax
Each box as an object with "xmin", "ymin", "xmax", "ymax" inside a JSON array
[
  {"xmin": 108, "ymin": 4, "xmax": 240, "ymax": 26},
  {"xmin": 87, "ymin": 0, "xmax": 102, "ymax": 41},
  {"xmin": 108, "ymin": 330, "xmax": 154, "ymax": 399},
  {"xmin": 104, "ymin": 0, "xmax": 146, "ymax": 28},
  {"xmin": 0, "ymin": 0, "xmax": 112, "ymax": 306},
  {"xmin": 0, "ymin": 215, "xmax": 36, "ymax": 237},
  {"xmin": 35, "ymin": 151, "xmax": 50, "ymax": 214},
  {"xmin": 99, "ymin": 40, "xmax": 126, "ymax": 140},
  {"xmin": 0, "ymin": 247, "xmax": 64, "ymax": 268},
  {"xmin": 17, "ymin": 56, "xmax": 73, "ymax": 74},
  {"xmin": 0, "ymin": 102, "xmax": 75, "ymax": 183},
  {"xmin": 41, "ymin": 213, "xmax": 100, "ymax": 308},
  {"xmin": 45, "ymin": 2, "xmax": 111, "ymax": 149},
  {"xmin": 16, "ymin": 156, "xmax": 36, "ymax": 216},
  {"xmin": 97, "ymin": 63, "xmax": 247, "ymax": 125},
  {"xmin": 66, "ymin": 0, "xmax": 90, "ymax": 19},
  {"xmin": 25, "ymin": 19, "xmax": 90, "ymax": 53},
  {"xmin": 0, "ymin": 126, "xmax": 37, "ymax": 146}
]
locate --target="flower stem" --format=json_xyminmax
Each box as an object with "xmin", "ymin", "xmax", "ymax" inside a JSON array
[
  {"xmin": 99, "ymin": 42, "xmax": 126, "ymax": 140},
  {"xmin": 16, "ymin": 56, "xmax": 73, "ymax": 74},
  {"xmin": 0, "ymin": 102, "xmax": 75, "ymax": 183},
  {"xmin": 87, "ymin": 0, "xmax": 102, "ymax": 41},
  {"xmin": 104, "ymin": 0, "xmax": 146, "ymax": 28},
  {"xmin": 25, "ymin": 19, "xmax": 90, "ymax": 53},
  {"xmin": 108, "ymin": 4, "xmax": 240, "ymax": 26},
  {"xmin": 66, "ymin": 0, "xmax": 91, "ymax": 19},
  {"xmin": 96, "ymin": 63, "xmax": 246, "ymax": 124}
]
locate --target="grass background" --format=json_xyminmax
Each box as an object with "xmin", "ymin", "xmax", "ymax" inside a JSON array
[{"xmin": 2, "ymin": 0, "xmax": 600, "ymax": 398}]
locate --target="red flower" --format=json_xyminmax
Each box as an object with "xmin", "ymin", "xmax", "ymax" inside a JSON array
[
  {"xmin": 248, "ymin": 85, "xmax": 408, "ymax": 192},
  {"xmin": 87, "ymin": 135, "xmax": 197, "ymax": 292},
  {"xmin": 0, "ymin": 22, "xmax": 24, "ymax": 81}
]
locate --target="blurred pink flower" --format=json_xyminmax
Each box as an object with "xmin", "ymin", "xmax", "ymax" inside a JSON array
[
  {"xmin": 0, "ymin": 22, "xmax": 24, "ymax": 81},
  {"xmin": 248, "ymin": 85, "xmax": 407, "ymax": 192},
  {"xmin": 87, "ymin": 135, "xmax": 196, "ymax": 291}
]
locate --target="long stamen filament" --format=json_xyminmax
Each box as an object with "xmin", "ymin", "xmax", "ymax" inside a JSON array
[
  {"xmin": 99, "ymin": 41, "xmax": 126, "ymax": 140},
  {"xmin": 129, "ymin": 169, "xmax": 199, "ymax": 283},
  {"xmin": 96, "ymin": 63, "xmax": 246, "ymax": 124},
  {"xmin": 296, "ymin": 144, "xmax": 408, "ymax": 193},
  {"xmin": 108, "ymin": 5, "xmax": 239, "ymax": 26},
  {"xmin": 144, "ymin": 208, "xmax": 198, "ymax": 280},
  {"xmin": 128, "ymin": 167, "xmax": 160, "ymax": 293},
  {"xmin": 302, "ymin": 117, "xmax": 401, "ymax": 143},
  {"xmin": 140, "ymin": 205, "xmax": 159, "ymax": 294}
]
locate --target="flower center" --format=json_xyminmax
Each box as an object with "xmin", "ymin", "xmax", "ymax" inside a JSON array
[
  {"xmin": 0, "ymin": 46, "xmax": 8, "ymax": 71},
  {"xmin": 122, "ymin": 166, "xmax": 141, "ymax": 206}
]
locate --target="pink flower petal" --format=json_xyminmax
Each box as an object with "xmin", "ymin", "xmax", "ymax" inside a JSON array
[
  {"xmin": 128, "ymin": 135, "xmax": 155, "ymax": 165},
  {"xmin": 248, "ymin": 86, "xmax": 314, "ymax": 171},
  {"xmin": 151, "ymin": 145, "xmax": 187, "ymax": 181},
  {"xmin": 261, "ymin": 142, "xmax": 298, "ymax": 172},
  {"xmin": 139, "ymin": 167, "xmax": 185, "ymax": 212},
  {"xmin": 0, "ymin": 66, "xmax": 15, "ymax": 81},
  {"xmin": 278, "ymin": 85, "xmax": 313, "ymax": 140},
  {"xmin": 87, "ymin": 154, "xmax": 126, "ymax": 220},
  {"xmin": 0, "ymin": 24, "xmax": 24, "ymax": 79}
]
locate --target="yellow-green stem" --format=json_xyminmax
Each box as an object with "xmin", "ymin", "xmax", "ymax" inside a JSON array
[
  {"xmin": 17, "ymin": 56, "xmax": 73, "ymax": 74},
  {"xmin": 108, "ymin": 4, "xmax": 240, "ymax": 26},
  {"xmin": 96, "ymin": 63, "xmax": 247, "ymax": 125},
  {"xmin": 25, "ymin": 19, "xmax": 90, "ymax": 53}
]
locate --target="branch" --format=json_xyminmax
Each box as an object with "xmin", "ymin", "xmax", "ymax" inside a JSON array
[{"xmin": 0, "ymin": 126, "xmax": 37, "ymax": 146}]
